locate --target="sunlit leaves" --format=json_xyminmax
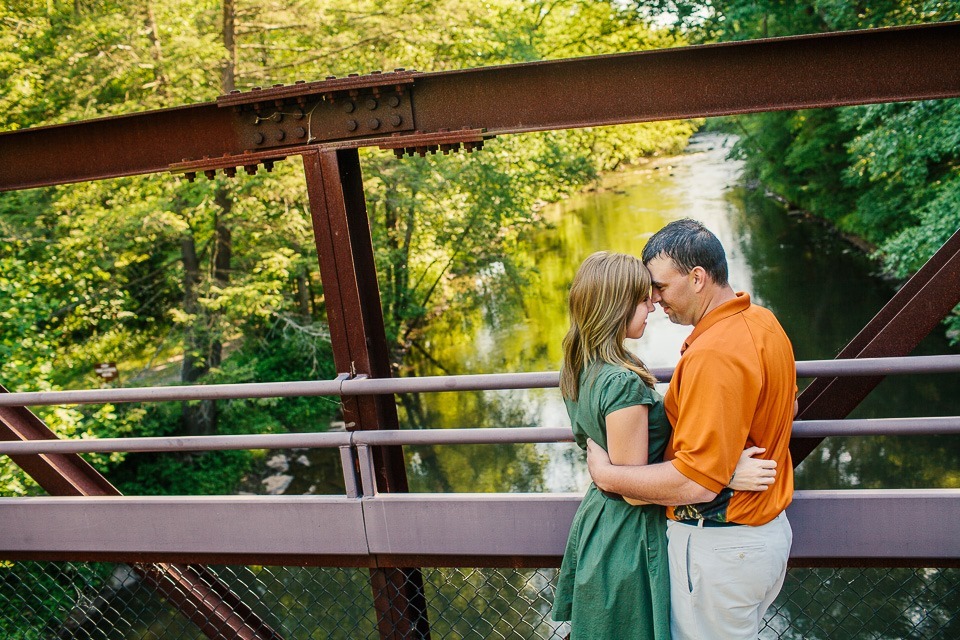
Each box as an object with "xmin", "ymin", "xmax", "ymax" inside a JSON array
[
  {"xmin": 680, "ymin": 0, "xmax": 960, "ymax": 344},
  {"xmin": 0, "ymin": 0, "xmax": 696, "ymax": 495}
]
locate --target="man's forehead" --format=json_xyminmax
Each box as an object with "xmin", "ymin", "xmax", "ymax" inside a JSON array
[{"xmin": 646, "ymin": 255, "xmax": 683, "ymax": 282}]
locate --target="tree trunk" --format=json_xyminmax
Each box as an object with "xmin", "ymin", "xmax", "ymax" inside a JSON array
[
  {"xmin": 144, "ymin": 1, "xmax": 168, "ymax": 95},
  {"xmin": 180, "ymin": 235, "xmax": 217, "ymax": 436},
  {"xmin": 178, "ymin": 1, "xmax": 238, "ymax": 437},
  {"xmin": 211, "ymin": 191, "xmax": 233, "ymax": 375},
  {"xmin": 222, "ymin": 0, "xmax": 237, "ymax": 93},
  {"xmin": 297, "ymin": 272, "xmax": 311, "ymax": 320}
]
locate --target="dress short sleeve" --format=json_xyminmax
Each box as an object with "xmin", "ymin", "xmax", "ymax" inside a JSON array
[{"xmin": 598, "ymin": 369, "xmax": 655, "ymax": 418}]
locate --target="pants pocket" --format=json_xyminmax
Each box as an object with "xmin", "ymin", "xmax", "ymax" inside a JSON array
[{"xmin": 712, "ymin": 542, "xmax": 766, "ymax": 557}]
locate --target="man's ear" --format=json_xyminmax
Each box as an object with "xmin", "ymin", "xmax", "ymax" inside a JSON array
[{"xmin": 690, "ymin": 266, "xmax": 708, "ymax": 292}]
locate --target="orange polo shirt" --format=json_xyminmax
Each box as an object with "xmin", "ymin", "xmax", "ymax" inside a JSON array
[{"xmin": 665, "ymin": 292, "xmax": 795, "ymax": 526}]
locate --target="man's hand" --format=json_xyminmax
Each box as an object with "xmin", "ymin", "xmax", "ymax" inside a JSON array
[{"xmin": 586, "ymin": 438, "xmax": 613, "ymax": 491}]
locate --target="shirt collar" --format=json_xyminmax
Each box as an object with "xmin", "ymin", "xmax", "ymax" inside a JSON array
[{"xmin": 680, "ymin": 292, "xmax": 751, "ymax": 354}]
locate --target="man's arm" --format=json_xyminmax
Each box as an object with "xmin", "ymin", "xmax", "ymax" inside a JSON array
[{"xmin": 586, "ymin": 439, "xmax": 717, "ymax": 506}]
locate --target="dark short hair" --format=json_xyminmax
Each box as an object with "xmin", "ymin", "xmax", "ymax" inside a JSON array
[{"xmin": 641, "ymin": 218, "xmax": 729, "ymax": 286}]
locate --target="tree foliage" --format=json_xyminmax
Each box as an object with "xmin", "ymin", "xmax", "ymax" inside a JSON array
[
  {"xmin": 648, "ymin": 0, "xmax": 960, "ymax": 342},
  {"xmin": 0, "ymin": 0, "xmax": 695, "ymax": 495}
]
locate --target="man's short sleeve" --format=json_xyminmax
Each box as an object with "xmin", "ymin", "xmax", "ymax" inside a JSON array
[{"xmin": 670, "ymin": 347, "xmax": 761, "ymax": 493}]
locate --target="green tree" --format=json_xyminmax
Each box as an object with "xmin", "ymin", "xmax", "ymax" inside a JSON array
[
  {"xmin": 0, "ymin": 0, "xmax": 696, "ymax": 497},
  {"xmin": 641, "ymin": 0, "xmax": 960, "ymax": 342}
]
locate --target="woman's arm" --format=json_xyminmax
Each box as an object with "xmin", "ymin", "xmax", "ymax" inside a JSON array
[
  {"xmin": 605, "ymin": 404, "xmax": 650, "ymax": 506},
  {"xmin": 728, "ymin": 447, "xmax": 777, "ymax": 492}
]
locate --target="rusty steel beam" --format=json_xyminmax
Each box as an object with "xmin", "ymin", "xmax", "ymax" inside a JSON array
[
  {"xmin": 3, "ymin": 22, "xmax": 960, "ymax": 191},
  {"xmin": 0, "ymin": 388, "xmax": 284, "ymax": 640},
  {"xmin": 411, "ymin": 21, "xmax": 960, "ymax": 134},
  {"xmin": 791, "ymin": 226, "xmax": 960, "ymax": 464},
  {"xmin": 303, "ymin": 149, "xmax": 408, "ymax": 492},
  {"xmin": 303, "ymin": 148, "xmax": 430, "ymax": 640}
]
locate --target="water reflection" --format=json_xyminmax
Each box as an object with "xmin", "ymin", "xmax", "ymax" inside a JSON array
[{"xmin": 402, "ymin": 132, "xmax": 960, "ymax": 494}]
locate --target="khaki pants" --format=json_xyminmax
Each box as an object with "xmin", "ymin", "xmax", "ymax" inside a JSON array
[{"xmin": 666, "ymin": 513, "xmax": 792, "ymax": 640}]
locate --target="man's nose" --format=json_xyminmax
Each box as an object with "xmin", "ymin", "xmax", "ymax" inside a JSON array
[{"xmin": 651, "ymin": 289, "xmax": 662, "ymax": 303}]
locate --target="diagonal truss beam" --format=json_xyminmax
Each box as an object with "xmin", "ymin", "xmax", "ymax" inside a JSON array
[
  {"xmin": 1, "ymin": 22, "xmax": 959, "ymax": 191},
  {"xmin": 0, "ymin": 390, "xmax": 284, "ymax": 640},
  {"xmin": 791, "ymin": 226, "xmax": 960, "ymax": 464}
]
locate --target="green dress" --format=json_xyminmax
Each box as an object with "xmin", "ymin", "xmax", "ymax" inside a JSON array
[{"xmin": 551, "ymin": 363, "xmax": 672, "ymax": 639}]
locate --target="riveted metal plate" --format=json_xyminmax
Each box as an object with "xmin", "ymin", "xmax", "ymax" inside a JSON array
[
  {"xmin": 220, "ymin": 71, "xmax": 417, "ymax": 151},
  {"xmin": 237, "ymin": 92, "xmax": 415, "ymax": 150}
]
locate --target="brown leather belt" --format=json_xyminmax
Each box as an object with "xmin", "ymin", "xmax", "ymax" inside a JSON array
[{"xmin": 675, "ymin": 518, "xmax": 741, "ymax": 528}]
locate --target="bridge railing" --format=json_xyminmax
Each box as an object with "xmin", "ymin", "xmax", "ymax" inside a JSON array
[{"xmin": 1, "ymin": 355, "xmax": 959, "ymax": 639}]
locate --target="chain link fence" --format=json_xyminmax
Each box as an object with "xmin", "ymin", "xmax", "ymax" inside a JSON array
[{"xmin": 2, "ymin": 561, "xmax": 958, "ymax": 639}]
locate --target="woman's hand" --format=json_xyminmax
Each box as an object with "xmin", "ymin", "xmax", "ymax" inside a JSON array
[
  {"xmin": 728, "ymin": 446, "xmax": 776, "ymax": 492},
  {"xmin": 586, "ymin": 438, "xmax": 614, "ymax": 491}
]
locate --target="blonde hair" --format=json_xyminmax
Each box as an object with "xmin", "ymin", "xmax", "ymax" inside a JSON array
[{"xmin": 560, "ymin": 251, "xmax": 657, "ymax": 400}]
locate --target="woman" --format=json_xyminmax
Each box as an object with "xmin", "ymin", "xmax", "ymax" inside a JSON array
[{"xmin": 550, "ymin": 251, "xmax": 773, "ymax": 639}]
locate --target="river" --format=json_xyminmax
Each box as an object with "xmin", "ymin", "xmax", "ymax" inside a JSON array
[{"xmin": 394, "ymin": 131, "xmax": 960, "ymax": 496}]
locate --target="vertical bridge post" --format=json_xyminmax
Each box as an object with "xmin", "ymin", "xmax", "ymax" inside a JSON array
[{"xmin": 303, "ymin": 148, "xmax": 431, "ymax": 640}]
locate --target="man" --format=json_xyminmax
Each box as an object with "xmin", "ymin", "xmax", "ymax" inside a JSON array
[{"xmin": 586, "ymin": 218, "xmax": 795, "ymax": 639}]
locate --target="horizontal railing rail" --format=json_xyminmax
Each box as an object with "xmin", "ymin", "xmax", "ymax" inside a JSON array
[
  {"xmin": 2, "ymin": 418, "xmax": 960, "ymax": 457},
  {"xmin": 0, "ymin": 354, "xmax": 958, "ymax": 407},
  {"xmin": 2, "ymin": 354, "xmax": 960, "ymax": 568}
]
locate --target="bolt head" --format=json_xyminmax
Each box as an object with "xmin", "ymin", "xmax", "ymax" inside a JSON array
[
  {"xmin": 346, "ymin": 119, "xmax": 359, "ymax": 132},
  {"xmin": 253, "ymin": 132, "xmax": 265, "ymax": 144},
  {"xmin": 365, "ymin": 97, "xmax": 378, "ymax": 110},
  {"xmin": 387, "ymin": 95, "xmax": 401, "ymax": 108},
  {"xmin": 368, "ymin": 118, "xmax": 381, "ymax": 130},
  {"xmin": 343, "ymin": 101, "xmax": 356, "ymax": 113},
  {"xmin": 295, "ymin": 126, "xmax": 307, "ymax": 138},
  {"xmin": 390, "ymin": 114, "xmax": 403, "ymax": 127},
  {"xmin": 275, "ymin": 130, "xmax": 285, "ymax": 141}
]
